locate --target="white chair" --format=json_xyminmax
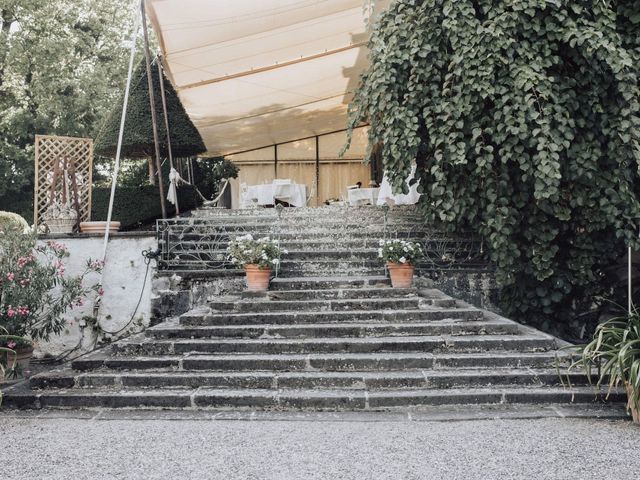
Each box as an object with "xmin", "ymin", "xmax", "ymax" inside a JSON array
[
  {"xmin": 306, "ymin": 179, "xmax": 317, "ymax": 206},
  {"xmin": 239, "ymin": 182, "xmax": 253, "ymax": 209},
  {"xmin": 273, "ymin": 179, "xmax": 293, "ymax": 204}
]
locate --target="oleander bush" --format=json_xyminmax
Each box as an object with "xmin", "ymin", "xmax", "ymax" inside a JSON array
[{"xmin": 0, "ymin": 223, "xmax": 102, "ymax": 342}]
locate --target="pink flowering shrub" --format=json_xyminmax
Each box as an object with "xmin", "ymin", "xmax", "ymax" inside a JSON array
[{"xmin": 0, "ymin": 223, "xmax": 102, "ymax": 344}]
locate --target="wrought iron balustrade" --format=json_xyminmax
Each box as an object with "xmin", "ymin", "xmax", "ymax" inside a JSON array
[
  {"xmin": 156, "ymin": 207, "xmax": 284, "ymax": 272},
  {"xmin": 156, "ymin": 218, "xmax": 252, "ymax": 271}
]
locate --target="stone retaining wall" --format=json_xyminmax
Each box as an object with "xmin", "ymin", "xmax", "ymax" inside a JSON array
[{"xmin": 35, "ymin": 233, "xmax": 156, "ymax": 357}]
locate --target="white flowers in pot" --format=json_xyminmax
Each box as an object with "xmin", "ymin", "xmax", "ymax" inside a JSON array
[
  {"xmin": 378, "ymin": 239, "xmax": 423, "ymax": 288},
  {"xmin": 227, "ymin": 234, "xmax": 287, "ymax": 291},
  {"xmin": 378, "ymin": 239, "xmax": 423, "ymax": 265},
  {"xmin": 227, "ymin": 234, "xmax": 286, "ymax": 269}
]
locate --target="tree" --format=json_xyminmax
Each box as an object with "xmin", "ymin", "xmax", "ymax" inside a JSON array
[
  {"xmin": 0, "ymin": 0, "xmax": 137, "ymax": 220},
  {"xmin": 94, "ymin": 58, "xmax": 206, "ymax": 184},
  {"xmin": 347, "ymin": 0, "xmax": 640, "ymax": 336}
]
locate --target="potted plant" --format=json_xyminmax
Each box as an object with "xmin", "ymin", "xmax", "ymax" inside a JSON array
[
  {"xmin": 0, "ymin": 219, "xmax": 102, "ymax": 377},
  {"xmin": 379, "ymin": 239, "xmax": 423, "ymax": 288},
  {"xmin": 566, "ymin": 311, "xmax": 640, "ymax": 423},
  {"xmin": 43, "ymin": 200, "xmax": 78, "ymax": 234},
  {"xmin": 227, "ymin": 234, "xmax": 286, "ymax": 291},
  {"xmin": 0, "ymin": 335, "xmax": 33, "ymax": 380}
]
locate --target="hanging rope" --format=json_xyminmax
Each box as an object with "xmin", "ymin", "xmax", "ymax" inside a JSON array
[
  {"xmin": 93, "ymin": 1, "xmax": 140, "ymax": 325},
  {"xmin": 101, "ymin": 8, "xmax": 140, "ymax": 262},
  {"xmin": 157, "ymin": 57, "xmax": 179, "ymax": 215}
]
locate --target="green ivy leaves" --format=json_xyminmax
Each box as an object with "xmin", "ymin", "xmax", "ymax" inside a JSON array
[{"xmin": 347, "ymin": 0, "xmax": 640, "ymax": 336}]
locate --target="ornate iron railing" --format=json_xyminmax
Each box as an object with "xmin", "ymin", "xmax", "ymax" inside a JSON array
[
  {"xmin": 156, "ymin": 218, "xmax": 245, "ymax": 271},
  {"xmin": 156, "ymin": 206, "xmax": 285, "ymax": 272}
]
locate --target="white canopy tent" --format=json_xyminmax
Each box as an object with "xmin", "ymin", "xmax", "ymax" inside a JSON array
[{"xmin": 144, "ymin": 0, "xmax": 388, "ymax": 156}]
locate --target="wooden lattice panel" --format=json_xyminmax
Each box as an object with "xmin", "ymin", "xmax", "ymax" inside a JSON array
[{"xmin": 34, "ymin": 135, "xmax": 93, "ymax": 227}]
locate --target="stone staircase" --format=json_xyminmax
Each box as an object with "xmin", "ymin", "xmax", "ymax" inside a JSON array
[{"xmin": 1, "ymin": 206, "xmax": 624, "ymax": 411}]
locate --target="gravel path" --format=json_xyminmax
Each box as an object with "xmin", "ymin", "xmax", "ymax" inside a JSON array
[{"xmin": 1, "ymin": 413, "xmax": 639, "ymax": 480}]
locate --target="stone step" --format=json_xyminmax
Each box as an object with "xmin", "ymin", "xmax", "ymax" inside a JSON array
[
  {"xmin": 187, "ymin": 213, "xmax": 425, "ymax": 223},
  {"xmin": 4, "ymin": 386, "xmax": 624, "ymax": 410},
  {"xmin": 259, "ymin": 287, "xmax": 419, "ymax": 301},
  {"xmin": 158, "ymin": 261, "xmax": 488, "ymax": 276},
  {"xmin": 270, "ymin": 276, "xmax": 389, "ymax": 289},
  {"xmin": 161, "ymin": 230, "xmax": 436, "ymax": 241},
  {"xmin": 71, "ymin": 351, "xmax": 567, "ymax": 372},
  {"xmin": 219, "ymin": 297, "xmax": 422, "ymax": 313},
  {"xmin": 146, "ymin": 319, "xmax": 519, "ymax": 339},
  {"xmin": 167, "ymin": 242, "xmax": 478, "ymax": 253},
  {"xmin": 180, "ymin": 307, "xmax": 485, "ymax": 326},
  {"xmin": 162, "ymin": 241, "xmax": 480, "ymax": 256},
  {"xmin": 29, "ymin": 368, "xmax": 593, "ymax": 391},
  {"xmin": 113, "ymin": 335, "xmax": 557, "ymax": 356},
  {"xmin": 276, "ymin": 262, "xmax": 384, "ymax": 277},
  {"xmin": 189, "ymin": 218, "xmax": 425, "ymax": 227}
]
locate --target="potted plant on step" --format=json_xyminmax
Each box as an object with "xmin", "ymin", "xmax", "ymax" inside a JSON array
[
  {"xmin": 379, "ymin": 239, "xmax": 423, "ymax": 288},
  {"xmin": 0, "ymin": 219, "xmax": 102, "ymax": 378},
  {"xmin": 0, "ymin": 334, "xmax": 33, "ymax": 380},
  {"xmin": 566, "ymin": 310, "xmax": 640, "ymax": 423},
  {"xmin": 227, "ymin": 234, "xmax": 286, "ymax": 291}
]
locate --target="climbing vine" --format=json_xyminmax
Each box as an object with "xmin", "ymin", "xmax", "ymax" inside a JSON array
[{"xmin": 347, "ymin": 0, "xmax": 640, "ymax": 336}]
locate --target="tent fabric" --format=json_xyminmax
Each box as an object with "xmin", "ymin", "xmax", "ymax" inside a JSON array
[{"xmin": 145, "ymin": 0, "xmax": 387, "ymax": 156}]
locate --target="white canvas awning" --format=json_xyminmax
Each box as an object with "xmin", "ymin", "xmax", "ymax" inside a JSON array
[{"xmin": 144, "ymin": 0, "xmax": 387, "ymax": 156}]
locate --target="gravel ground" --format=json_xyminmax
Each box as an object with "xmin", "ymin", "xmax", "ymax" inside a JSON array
[{"xmin": 1, "ymin": 413, "xmax": 639, "ymax": 480}]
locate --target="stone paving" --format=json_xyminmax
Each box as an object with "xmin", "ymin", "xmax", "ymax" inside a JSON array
[{"xmin": 1, "ymin": 408, "xmax": 638, "ymax": 479}]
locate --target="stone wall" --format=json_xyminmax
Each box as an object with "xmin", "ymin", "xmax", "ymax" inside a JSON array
[
  {"xmin": 423, "ymin": 269, "xmax": 500, "ymax": 313},
  {"xmin": 151, "ymin": 271, "xmax": 245, "ymax": 322},
  {"xmin": 35, "ymin": 233, "xmax": 156, "ymax": 357}
]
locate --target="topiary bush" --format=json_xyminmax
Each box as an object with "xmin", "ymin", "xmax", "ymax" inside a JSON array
[
  {"xmin": 94, "ymin": 58, "xmax": 206, "ymax": 159},
  {"xmin": 347, "ymin": 0, "xmax": 640, "ymax": 337}
]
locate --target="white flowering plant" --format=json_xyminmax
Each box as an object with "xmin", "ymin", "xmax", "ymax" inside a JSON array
[
  {"xmin": 227, "ymin": 234, "xmax": 287, "ymax": 269},
  {"xmin": 378, "ymin": 239, "xmax": 423, "ymax": 265}
]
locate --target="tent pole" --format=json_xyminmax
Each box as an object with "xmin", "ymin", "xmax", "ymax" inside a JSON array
[
  {"xmin": 315, "ymin": 135, "xmax": 320, "ymax": 207},
  {"xmin": 141, "ymin": 0, "xmax": 167, "ymax": 219},
  {"xmin": 157, "ymin": 58, "xmax": 179, "ymax": 215},
  {"xmin": 274, "ymin": 144, "xmax": 278, "ymax": 178}
]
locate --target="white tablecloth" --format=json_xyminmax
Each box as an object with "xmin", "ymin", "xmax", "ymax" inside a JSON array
[
  {"xmin": 377, "ymin": 165, "xmax": 421, "ymax": 206},
  {"xmin": 347, "ymin": 188, "xmax": 380, "ymax": 206},
  {"xmin": 246, "ymin": 182, "xmax": 306, "ymax": 207}
]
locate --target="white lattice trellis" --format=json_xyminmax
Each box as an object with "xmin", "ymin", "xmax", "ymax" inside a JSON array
[{"xmin": 34, "ymin": 135, "xmax": 93, "ymax": 227}]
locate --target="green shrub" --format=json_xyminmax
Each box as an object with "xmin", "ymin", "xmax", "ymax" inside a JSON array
[
  {"xmin": 347, "ymin": 0, "xmax": 640, "ymax": 338},
  {"xmin": 91, "ymin": 185, "xmax": 202, "ymax": 230},
  {"xmin": 0, "ymin": 224, "xmax": 101, "ymax": 342}
]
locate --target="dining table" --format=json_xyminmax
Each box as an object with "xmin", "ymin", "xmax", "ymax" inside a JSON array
[{"xmin": 245, "ymin": 180, "xmax": 307, "ymax": 207}]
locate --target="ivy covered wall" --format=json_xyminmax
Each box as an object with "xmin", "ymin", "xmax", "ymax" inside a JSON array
[{"xmin": 347, "ymin": 0, "xmax": 640, "ymax": 337}]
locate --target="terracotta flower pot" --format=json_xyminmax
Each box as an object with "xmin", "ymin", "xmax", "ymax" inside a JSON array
[
  {"xmin": 626, "ymin": 383, "xmax": 639, "ymax": 423},
  {"xmin": 80, "ymin": 221, "xmax": 121, "ymax": 234},
  {"xmin": 2, "ymin": 345, "xmax": 33, "ymax": 380},
  {"xmin": 244, "ymin": 264, "xmax": 272, "ymax": 291},
  {"xmin": 387, "ymin": 262, "xmax": 414, "ymax": 288}
]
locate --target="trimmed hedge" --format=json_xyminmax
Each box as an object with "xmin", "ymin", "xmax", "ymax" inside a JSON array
[
  {"xmin": 91, "ymin": 185, "xmax": 202, "ymax": 230},
  {"xmin": 94, "ymin": 58, "xmax": 206, "ymax": 159}
]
